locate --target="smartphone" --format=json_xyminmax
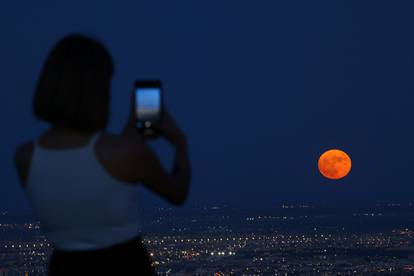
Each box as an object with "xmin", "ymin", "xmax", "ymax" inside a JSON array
[{"xmin": 134, "ymin": 80, "xmax": 163, "ymax": 135}]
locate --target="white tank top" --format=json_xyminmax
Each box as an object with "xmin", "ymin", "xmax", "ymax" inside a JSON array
[{"xmin": 24, "ymin": 132, "xmax": 142, "ymax": 251}]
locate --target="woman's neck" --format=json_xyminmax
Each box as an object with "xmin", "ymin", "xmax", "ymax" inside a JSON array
[
  {"xmin": 38, "ymin": 126, "xmax": 98, "ymax": 148},
  {"xmin": 48, "ymin": 126, "xmax": 96, "ymax": 137}
]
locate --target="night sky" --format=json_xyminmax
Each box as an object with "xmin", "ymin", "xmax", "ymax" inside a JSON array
[{"xmin": 2, "ymin": 1, "xmax": 414, "ymax": 213}]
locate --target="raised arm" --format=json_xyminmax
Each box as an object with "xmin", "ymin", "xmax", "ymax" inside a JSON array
[
  {"xmin": 121, "ymin": 93, "xmax": 191, "ymax": 206},
  {"xmin": 136, "ymin": 131, "xmax": 190, "ymax": 206}
]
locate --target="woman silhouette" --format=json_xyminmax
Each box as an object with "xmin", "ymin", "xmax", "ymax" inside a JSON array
[{"xmin": 14, "ymin": 34, "xmax": 191, "ymax": 275}]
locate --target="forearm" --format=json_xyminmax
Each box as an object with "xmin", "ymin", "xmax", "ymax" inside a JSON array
[
  {"xmin": 122, "ymin": 115, "xmax": 137, "ymax": 136},
  {"xmin": 171, "ymin": 139, "xmax": 191, "ymax": 204}
]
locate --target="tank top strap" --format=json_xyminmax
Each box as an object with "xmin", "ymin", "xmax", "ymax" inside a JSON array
[
  {"xmin": 33, "ymin": 139, "xmax": 39, "ymax": 150},
  {"xmin": 32, "ymin": 139, "xmax": 42, "ymax": 157},
  {"xmin": 88, "ymin": 132, "xmax": 101, "ymax": 149}
]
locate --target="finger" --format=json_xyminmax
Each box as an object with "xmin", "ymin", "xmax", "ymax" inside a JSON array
[
  {"xmin": 129, "ymin": 89, "xmax": 136, "ymax": 119},
  {"xmin": 150, "ymin": 122, "xmax": 163, "ymax": 133}
]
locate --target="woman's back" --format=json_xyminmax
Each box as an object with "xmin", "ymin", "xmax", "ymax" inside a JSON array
[
  {"xmin": 14, "ymin": 34, "xmax": 190, "ymax": 275},
  {"xmin": 25, "ymin": 131, "xmax": 142, "ymax": 250}
]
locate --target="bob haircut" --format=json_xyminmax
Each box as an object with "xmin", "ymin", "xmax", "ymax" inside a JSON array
[{"xmin": 33, "ymin": 34, "xmax": 114, "ymax": 132}]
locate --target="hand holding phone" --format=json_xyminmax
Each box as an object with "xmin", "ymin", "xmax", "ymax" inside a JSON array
[
  {"xmin": 151, "ymin": 109, "xmax": 187, "ymax": 147},
  {"xmin": 134, "ymin": 80, "xmax": 163, "ymax": 137}
]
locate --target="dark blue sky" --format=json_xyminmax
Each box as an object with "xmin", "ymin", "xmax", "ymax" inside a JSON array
[{"xmin": 2, "ymin": 1, "xmax": 414, "ymax": 212}]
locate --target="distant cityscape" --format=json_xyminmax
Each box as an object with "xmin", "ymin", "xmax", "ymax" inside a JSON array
[{"xmin": 1, "ymin": 203, "xmax": 414, "ymax": 275}]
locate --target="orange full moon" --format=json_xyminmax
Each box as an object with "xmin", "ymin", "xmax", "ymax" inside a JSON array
[{"xmin": 318, "ymin": 149, "xmax": 352, "ymax": 180}]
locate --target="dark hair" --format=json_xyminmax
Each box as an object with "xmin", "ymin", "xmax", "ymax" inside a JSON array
[{"xmin": 33, "ymin": 34, "xmax": 114, "ymax": 132}]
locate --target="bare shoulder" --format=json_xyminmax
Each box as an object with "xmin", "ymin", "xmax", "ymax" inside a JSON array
[
  {"xmin": 14, "ymin": 141, "xmax": 34, "ymax": 187},
  {"xmin": 95, "ymin": 133, "xmax": 153, "ymax": 184},
  {"xmin": 97, "ymin": 133, "xmax": 151, "ymax": 157}
]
